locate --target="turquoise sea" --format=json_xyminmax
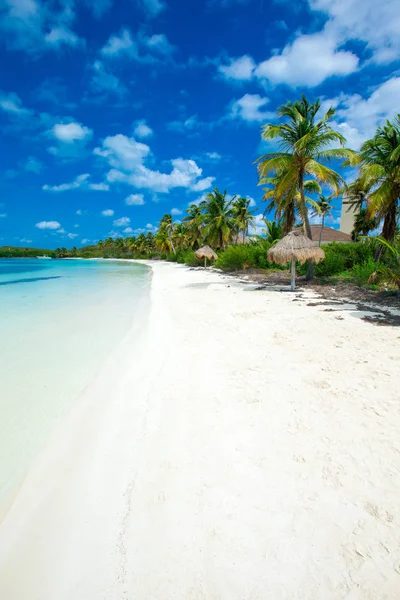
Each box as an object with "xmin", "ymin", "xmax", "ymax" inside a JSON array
[{"xmin": 0, "ymin": 258, "xmax": 150, "ymax": 515}]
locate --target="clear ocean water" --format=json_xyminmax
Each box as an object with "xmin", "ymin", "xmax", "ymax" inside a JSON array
[{"xmin": 0, "ymin": 258, "xmax": 150, "ymax": 515}]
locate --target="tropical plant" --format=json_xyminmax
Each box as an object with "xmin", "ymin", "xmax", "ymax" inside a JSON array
[
  {"xmin": 352, "ymin": 208, "xmax": 378, "ymax": 240},
  {"xmin": 155, "ymin": 227, "xmax": 173, "ymax": 254},
  {"xmin": 159, "ymin": 214, "xmax": 176, "ymax": 254},
  {"xmin": 312, "ymin": 195, "xmax": 333, "ymax": 246},
  {"xmin": 183, "ymin": 204, "xmax": 204, "ymax": 249},
  {"xmin": 256, "ymin": 94, "xmax": 356, "ymax": 277},
  {"xmin": 263, "ymin": 219, "xmax": 283, "ymax": 243},
  {"xmin": 202, "ymin": 188, "xmax": 236, "ymax": 249},
  {"xmin": 231, "ymin": 196, "xmax": 256, "ymax": 242},
  {"xmin": 172, "ymin": 223, "xmax": 189, "ymax": 251},
  {"xmin": 356, "ymin": 115, "xmax": 400, "ymax": 243},
  {"xmin": 262, "ymin": 174, "xmax": 322, "ymax": 235}
]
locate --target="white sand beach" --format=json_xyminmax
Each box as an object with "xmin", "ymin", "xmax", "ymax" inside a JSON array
[{"xmin": 0, "ymin": 261, "xmax": 399, "ymax": 599}]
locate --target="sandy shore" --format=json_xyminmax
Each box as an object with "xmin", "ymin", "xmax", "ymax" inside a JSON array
[{"xmin": 0, "ymin": 262, "xmax": 399, "ymax": 599}]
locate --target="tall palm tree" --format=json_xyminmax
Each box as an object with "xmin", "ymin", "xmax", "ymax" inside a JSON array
[
  {"xmin": 155, "ymin": 227, "xmax": 173, "ymax": 254},
  {"xmin": 203, "ymin": 188, "xmax": 236, "ymax": 249},
  {"xmin": 312, "ymin": 195, "xmax": 333, "ymax": 246},
  {"xmin": 232, "ymin": 196, "xmax": 256, "ymax": 242},
  {"xmin": 172, "ymin": 223, "xmax": 189, "ymax": 251},
  {"xmin": 357, "ymin": 115, "xmax": 400, "ymax": 242},
  {"xmin": 183, "ymin": 204, "xmax": 204, "ymax": 249},
  {"xmin": 159, "ymin": 214, "xmax": 176, "ymax": 254},
  {"xmin": 144, "ymin": 232, "xmax": 155, "ymax": 255},
  {"xmin": 256, "ymin": 95, "xmax": 355, "ymax": 277}
]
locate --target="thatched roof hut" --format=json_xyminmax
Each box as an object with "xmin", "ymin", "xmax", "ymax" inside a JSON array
[
  {"xmin": 195, "ymin": 245, "xmax": 218, "ymax": 268},
  {"xmin": 267, "ymin": 230, "xmax": 325, "ymax": 290}
]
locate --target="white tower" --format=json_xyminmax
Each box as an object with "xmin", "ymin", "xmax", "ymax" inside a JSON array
[{"xmin": 340, "ymin": 195, "xmax": 358, "ymax": 235}]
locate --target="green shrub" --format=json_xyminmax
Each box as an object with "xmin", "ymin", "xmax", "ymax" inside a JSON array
[
  {"xmin": 351, "ymin": 259, "xmax": 384, "ymax": 287},
  {"xmin": 215, "ymin": 241, "xmax": 279, "ymax": 271}
]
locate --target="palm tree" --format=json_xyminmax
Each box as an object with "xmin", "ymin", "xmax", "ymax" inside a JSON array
[
  {"xmin": 357, "ymin": 115, "xmax": 400, "ymax": 242},
  {"xmin": 155, "ymin": 227, "xmax": 173, "ymax": 254},
  {"xmin": 172, "ymin": 223, "xmax": 189, "ymax": 251},
  {"xmin": 312, "ymin": 195, "xmax": 333, "ymax": 246},
  {"xmin": 159, "ymin": 214, "xmax": 176, "ymax": 254},
  {"xmin": 144, "ymin": 232, "xmax": 155, "ymax": 255},
  {"xmin": 183, "ymin": 204, "xmax": 204, "ymax": 249},
  {"xmin": 232, "ymin": 196, "xmax": 256, "ymax": 242},
  {"xmin": 263, "ymin": 219, "xmax": 283, "ymax": 243},
  {"xmin": 256, "ymin": 94, "xmax": 355, "ymax": 277},
  {"xmin": 352, "ymin": 208, "xmax": 378, "ymax": 240},
  {"xmin": 136, "ymin": 233, "xmax": 146, "ymax": 254},
  {"xmin": 262, "ymin": 173, "xmax": 322, "ymax": 235},
  {"xmin": 203, "ymin": 188, "xmax": 236, "ymax": 249}
]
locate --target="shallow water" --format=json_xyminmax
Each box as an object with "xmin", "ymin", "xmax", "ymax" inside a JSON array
[{"xmin": 0, "ymin": 258, "xmax": 150, "ymax": 514}]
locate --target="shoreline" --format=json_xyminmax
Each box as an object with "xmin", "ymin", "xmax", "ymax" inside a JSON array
[{"xmin": 0, "ymin": 262, "xmax": 399, "ymax": 598}]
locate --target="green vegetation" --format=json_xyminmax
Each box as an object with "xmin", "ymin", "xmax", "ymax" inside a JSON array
[{"xmin": 0, "ymin": 246, "xmax": 55, "ymax": 258}]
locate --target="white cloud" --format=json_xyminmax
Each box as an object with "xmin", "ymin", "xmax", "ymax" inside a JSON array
[
  {"xmin": 0, "ymin": 0, "xmax": 83, "ymax": 53},
  {"xmin": 43, "ymin": 174, "xmax": 109, "ymax": 193},
  {"xmin": 113, "ymin": 216, "xmax": 131, "ymax": 227},
  {"xmin": 205, "ymin": 151, "xmax": 221, "ymax": 162},
  {"xmin": 329, "ymin": 77, "xmax": 400, "ymax": 149},
  {"xmin": 131, "ymin": 159, "xmax": 214, "ymax": 193},
  {"xmin": 43, "ymin": 173, "xmax": 89, "ymax": 192},
  {"xmin": 44, "ymin": 26, "xmax": 81, "ymax": 48},
  {"xmin": 308, "ymin": 0, "xmax": 400, "ymax": 65},
  {"xmin": 76, "ymin": 209, "xmax": 83, "ymax": 215},
  {"xmin": 102, "ymin": 209, "xmax": 115, "ymax": 216},
  {"xmin": 20, "ymin": 237, "xmax": 32, "ymax": 243},
  {"xmin": 126, "ymin": 193, "xmax": 145, "ymax": 205},
  {"xmin": 89, "ymin": 60, "xmax": 127, "ymax": 96},
  {"xmin": 35, "ymin": 220, "xmax": 61, "ymax": 230},
  {"xmin": 0, "ymin": 213, "xmax": 7, "ymax": 218},
  {"xmin": 52, "ymin": 122, "xmax": 92, "ymax": 143},
  {"xmin": 171, "ymin": 208, "xmax": 183, "ymax": 215},
  {"xmin": 81, "ymin": 238, "xmax": 89, "ymax": 244},
  {"xmin": 101, "ymin": 28, "xmax": 137, "ymax": 57},
  {"xmin": 89, "ymin": 182, "xmax": 110, "ymax": 191},
  {"xmin": 96, "ymin": 134, "xmax": 214, "ymax": 194},
  {"xmin": 94, "ymin": 134, "xmax": 151, "ymax": 171},
  {"xmin": 123, "ymin": 227, "xmax": 133, "ymax": 233},
  {"xmin": 254, "ymin": 32, "xmax": 358, "ymax": 87},
  {"xmin": 0, "ymin": 91, "xmax": 32, "ymax": 116},
  {"xmin": 48, "ymin": 121, "xmax": 93, "ymax": 160},
  {"xmin": 133, "ymin": 120, "xmax": 153, "ymax": 139},
  {"xmin": 219, "ymin": 55, "xmax": 255, "ymax": 81},
  {"xmin": 229, "ymin": 94, "xmax": 273, "ymax": 122},
  {"xmin": 67, "ymin": 232, "xmax": 79, "ymax": 239},
  {"xmin": 142, "ymin": 33, "xmax": 175, "ymax": 55}
]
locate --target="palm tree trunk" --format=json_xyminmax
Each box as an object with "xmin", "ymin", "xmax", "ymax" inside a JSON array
[
  {"xmin": 319, "ymin": 215, "xmax": 325, "ymax": 247},
  {"xmin": 299, "ymin": 172, "xmax": 314, "ymax": 280},
  {"xmin": 290, "ymin": 259, "xmax": 296, "ymax": 291},
  {"xmin": 375, "ymin": 197, "xmax": 398, "ymax": 260}
]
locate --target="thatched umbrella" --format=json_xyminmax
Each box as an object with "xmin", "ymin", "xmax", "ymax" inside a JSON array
[
  {"xmin": 267, "ymin": 229, "xmax": 325, "ymax": 291},
  {"xmin": 195, "ymin": 245, "xmax": 218, "ymax": 268}
]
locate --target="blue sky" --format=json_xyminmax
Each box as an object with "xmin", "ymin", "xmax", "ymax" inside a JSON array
[{"xmin": 0, "ymin": 0, "xmax": 399, "ymax": 247}]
